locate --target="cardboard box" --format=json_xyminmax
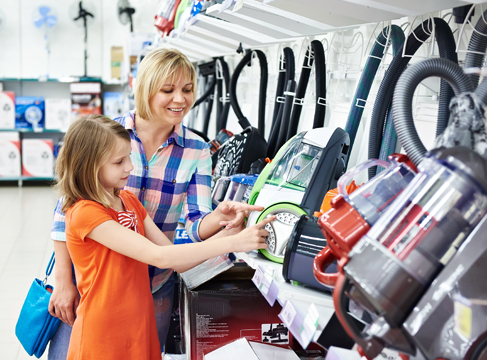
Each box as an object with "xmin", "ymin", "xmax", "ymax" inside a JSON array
[
  {"xmin": 70, "ymin": 82, "xmax": 102, "ymax": 123},
  {"xmin": 204, "ymin": 338, "xmax": 299, "ymax": 360},
  {"xmin": 21, "ymin": 139, "xmax": 54, "ymax": 178},
  {"xmin": 0, "ymin": 91, "xmax": 15, "ymax": 129},
  {"xmin": 103, "ymin": 92, "xmax": 126, "ymax": 119},
  {"xmin": 45, "ymin": 98, "xmax": 72, "ymax": 131},
  {"xmin": 0, "ymin": 132, "xmax": 21, "ymax": 177},
  {"xmin": 111, "ymin": 46, "xmax": 124, "ymax": 80},
  {"xmin": 15, "ymin": 96, "xmax": 45, "ymax": 130},
  {"xmin": 182, "ymin": 265, "xmax": 292, "ymax": 360}
]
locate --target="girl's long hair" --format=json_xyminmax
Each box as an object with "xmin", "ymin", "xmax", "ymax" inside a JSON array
[{"xmin": 55, "ymin": 114, "xmax": 131, "ymax": 213}]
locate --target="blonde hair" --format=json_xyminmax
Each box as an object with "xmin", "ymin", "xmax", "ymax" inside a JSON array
[
  {"xmin": 135, "ymin": 48, "xmax": 197, "ymax": 120},
  {"xmin": 55, "ymin": 114, "xmax": 131, "ymax": 213}
]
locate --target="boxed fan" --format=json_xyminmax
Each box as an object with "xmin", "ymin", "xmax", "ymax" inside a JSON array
[
  {"xmin": 103, "ymin": 92, "xmax": 126, "ymax": 119},
  {"xmin": 15, "ymin": 97, "xmax": 45, "ymax": 131},
  {"xmin": 0, "ymin": 92, "xmax": 15, "ymax": 129},
  {"xmin": 21, "ymin": 139, "xmax": 54, "ymax": 178},
  {"xmin": 0, "ymin": 132, "xmax": 21, "ymax": 177},
  {"xmin": 45, "ymin": 98, "xmax": 72, "ymax": 131}
]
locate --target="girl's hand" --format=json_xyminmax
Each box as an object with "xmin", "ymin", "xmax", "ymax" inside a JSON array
[
  {"xmin": 232, "ymin": 215, "xmax": 275, "ymax": 253},
  {"xmin": 217, "ymin": 201, "xmax": 265, "ymax": 230},
  {"xmin": 48, "ymin": 281, "xmax": 80, "ymax": 326}
]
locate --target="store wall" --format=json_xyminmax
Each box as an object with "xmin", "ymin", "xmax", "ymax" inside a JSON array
[{"xmin": 0, "ymin": 0, "xmax": 156, "ymax": 81}]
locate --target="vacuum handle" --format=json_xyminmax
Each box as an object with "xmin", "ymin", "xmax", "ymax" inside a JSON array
[
  {"xmin": 338, "ymin": 159, "xmax": 390, "ymax": 203},
  {"xmin": 313, "ymin": 246, "xmax": 339, "ymax": 286}
]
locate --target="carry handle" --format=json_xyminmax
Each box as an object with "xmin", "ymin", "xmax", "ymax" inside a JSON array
[
  {"xmin": 313, "ymin": 246, "xmax": 339, "ymax": 286},
  {"xmin": 338, "ymin": 159, "xmax": 390, "ymax": 204},
  {"xmin": 43, "ymin": 252, "xmax": 55, "ymax": 285}
]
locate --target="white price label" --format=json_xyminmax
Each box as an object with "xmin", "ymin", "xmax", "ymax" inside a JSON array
[
  {"xmin": 300, "ymin": 303, "xmax": 319, "ymax": 345},
  {"xmin": 252, "ymin": 267, "xmax": 263, "ymax": 288},
  {"xmin": 232, "ymin": 0, "xmax": 244, "ymax": 12},
  {"xmin": 252, "ymin": 266, "xmax": 272, "ymax": 295},
  {"xmin": 280, "ymin": 300, "xmax": 297, "ymax": 326}
]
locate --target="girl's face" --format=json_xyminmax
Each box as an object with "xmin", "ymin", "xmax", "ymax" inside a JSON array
[
  {"xmin": 98, "ymin": 138, "xmax": 134, "ymax": 194},
  {"xmin": 148, "ymin": 73, "xmax": 194, "ymax": 126}
]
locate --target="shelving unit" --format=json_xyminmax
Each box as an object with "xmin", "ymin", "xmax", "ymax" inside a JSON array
[{"xmin": 234, "ymin": 250, "xmax": 335, "ymax": 349}]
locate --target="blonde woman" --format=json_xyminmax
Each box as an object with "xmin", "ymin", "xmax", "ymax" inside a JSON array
[{"xmin": 48, "ymin": 49, "xmax": 263, "ymax": 359}]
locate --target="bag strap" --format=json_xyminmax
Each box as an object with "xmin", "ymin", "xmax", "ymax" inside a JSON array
[{"xmin": 43, "ymin": 252, "xmax": 55, "ymax": 285}]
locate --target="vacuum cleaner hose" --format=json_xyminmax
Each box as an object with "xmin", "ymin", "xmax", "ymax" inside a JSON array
[
  {"xmin": 464, "ymin": 8, "xmax": 487, "ymax": 88},
  {"xmin": 392, "ymin": 57, "xmax": 475, "ymax": 166},
  {"xmin": 368, "ymin": 18, "xmax": 457, "ymax": 178},
  {"xmin": 229, "ymin": 50, "xmax": 268, "ymax": 133}
]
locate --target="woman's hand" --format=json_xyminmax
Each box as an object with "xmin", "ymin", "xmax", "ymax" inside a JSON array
[
  {"xmin": 48, "ymin": 281, "xmax": 80, "ymax": 326},
  {"xmin": 216, "ymin": 201, "xmax": 265, "ymax": 230},
  {"xmin": 231, "ymin": 215, "xmax": 275, "ymax": 253}
]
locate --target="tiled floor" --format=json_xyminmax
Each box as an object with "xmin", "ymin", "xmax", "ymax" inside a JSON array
[{"xmin": 0, "ymin": 185, "xmax": 59, "ymax": 360}]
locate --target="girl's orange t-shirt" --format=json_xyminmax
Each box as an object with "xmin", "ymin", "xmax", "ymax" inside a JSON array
[{"xmin": 65, "ymin": 190, "xmax": 161, "ymax": 360}]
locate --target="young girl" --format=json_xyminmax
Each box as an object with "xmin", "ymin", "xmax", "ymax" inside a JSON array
[{"xmin": 56, "ymin": 115, "xmax": 273, "ymax": 360}]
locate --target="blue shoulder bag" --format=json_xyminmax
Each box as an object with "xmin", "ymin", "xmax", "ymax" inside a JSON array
[{"xmin": 15, "ymin": 252, "xmax": 61, "ymax": 358}]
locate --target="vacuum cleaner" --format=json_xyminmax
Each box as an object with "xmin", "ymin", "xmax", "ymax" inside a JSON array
[
  {"xmin": 331, "ymin": 146, "xmax": 487, "ymax": 360},
  {"xmin": 246, "ymin": 127, "xmax": 350, "ymax": 263},
  {"xmin": 281, "ymin": 25, "xmax": 405, "ymax": 291},
  {"xmin": 313, "ymin": 154, "xmax": 416, "ymax": 287}
]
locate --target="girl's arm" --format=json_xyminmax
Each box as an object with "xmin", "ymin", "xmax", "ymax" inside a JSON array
[
  {"xmin": 86, "ymin": 216, "xmax": 273, "ymax": 273},
  {"xmin": 48, "ymin": 240, "xmax": 79, "ymax": 326},
  {"xmin": 197, "ymin": 202, "xmax": 265, "ymax": 240}
]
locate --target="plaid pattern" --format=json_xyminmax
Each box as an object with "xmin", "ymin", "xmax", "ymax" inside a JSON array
[{"xmin": 51, "ymin": 110, "xmax": 213, "ymax": 292}]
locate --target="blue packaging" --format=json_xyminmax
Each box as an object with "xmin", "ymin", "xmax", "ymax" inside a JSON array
[{"xmin": 15, "ymin": 97, "xmax": 45, "ymax": 130}]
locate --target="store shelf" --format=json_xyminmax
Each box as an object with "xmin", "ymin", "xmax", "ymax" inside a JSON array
[
  {"xmin": 0, "ymin": 77, "xmax": 102, "ymax": 83},
  {"xmin": 0, "ymin": 176, "xmax": 55, "ymax": 181},
  {"xmin": 0, "ymin": 128, "xmax": 64, "ymax": 133},
  {"xmin": 234, "ymin": 250, "xmax": 335, "ymax": 349}
]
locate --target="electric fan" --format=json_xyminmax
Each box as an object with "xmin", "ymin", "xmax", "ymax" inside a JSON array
[
  {"xmin": 70, "ymin": 1, "xmax": 96, "ymax": 77},
  {"xmin": 33, "ymin": 6, "xmax": 57, "ymax": 78},
  {"xmin": 118, "ymin": 0, "xmax": 135, "ymax": 32}
]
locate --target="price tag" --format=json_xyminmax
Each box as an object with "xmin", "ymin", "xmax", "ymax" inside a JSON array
[
  {"xmin": 232, "ymin": 0, "xmax": 245, "ymax": 12},
  {"xmin": 280, "ymin": 300, "xmax": 297, "ymax": 327},
  {"xmin": 299, "ymin": 303, "xmax": 320, "ymax": 346},
  {"xmin": 252, "ymin": 266, "xmax": 263, "ymax": 288},
  {"xmin": 454, "ymin": 299, "xmax": 472, "ymax": 339},
  {"xmin": 252, "ymin": 266, "xmax": 273, "ymax": 295}
]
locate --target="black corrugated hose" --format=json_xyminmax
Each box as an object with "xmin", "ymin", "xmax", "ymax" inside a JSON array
[
  {"xmin": 368, "ymin": 18, "xmax": 457, "ymax": 179},
  {"xmin": 216, "ymin": 58, "xmax": 231, "ymax": 133},
  {"xmin": 392, "ymin": 58, "xmax": 475, "ymax": 166},
  {"xmin": 267, "ymin": 47, "xmax": 295, "ymax": 158},
  {"xmin": 229, "ymin": 49, "xmax": 268, "ymax": 134},
  {"xmin": 286, "ymin": 40, "xmax": 326, "ymax": 143},
  {"xmin": 464, "ymin": 7, "xmax": 487, "ymax": 88}
]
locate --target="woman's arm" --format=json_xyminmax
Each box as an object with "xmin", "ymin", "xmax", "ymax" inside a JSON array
[
  {"xmin": 87, "ymin": 216, "xmax": 273, "ymax": 273},
  {"xmin": 48, "ymin": 241, "xmax": 80, "ymax": 326}
]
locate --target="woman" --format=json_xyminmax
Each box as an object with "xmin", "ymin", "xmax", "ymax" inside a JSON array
[{"xmin": 48, "ymin": 48, "xmax": 260, "ymax": 359}]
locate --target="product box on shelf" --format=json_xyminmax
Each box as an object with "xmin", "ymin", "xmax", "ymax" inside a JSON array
[
  {"xmin": 15, "ymin": 96, "xmax": 45, "ymax": 131},
  {"xmin": 181, "ymin": 264, "xmax": 292, "ymax": 360},
  {"xmin": 45, "ymin": 98, "xmax": 72, "ymax": 131},
  {"xmin": 21, "ymin": 139, "xmax": 54, "ymax": 178},
  {"xmin": 70, "ymin": 82, "xmax": 102, "ymax": 122},
  {"xmin": 0, "ymin": 91, "xmax": 15, "ymax": 129},
  {"xmin": 204, "ymin": 338, "xmax": 300, "ymax": 360},
  {"xmin": 103, "ymin": 92, "xmax": 127, "ymax": 119},
  {"xmin": 0, "ymin": 132, "xmax": 21, "ymax": 177}
]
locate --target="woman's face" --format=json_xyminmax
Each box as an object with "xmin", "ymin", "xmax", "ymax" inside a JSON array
[{"xmin": 148, "ymin": 73, "xmax": 194, "ymax": 126}]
